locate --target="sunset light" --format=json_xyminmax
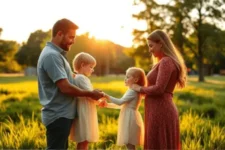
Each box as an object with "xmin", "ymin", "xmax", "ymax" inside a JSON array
[{"xmin": 0, "ymin": 0, "xmax": 169, "ymax": 47}]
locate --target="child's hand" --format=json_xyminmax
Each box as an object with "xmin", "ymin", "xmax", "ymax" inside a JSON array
[
  {"xmin": 98, "ymin": 98, "xmax": 108, "ymax": 108},
  {"xmin": 104, "ymin": 94, "xmax": 110, "ymax": 100}
]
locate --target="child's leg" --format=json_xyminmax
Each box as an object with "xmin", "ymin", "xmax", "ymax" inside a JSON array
[
  {"xmin": 77, "ymin": 141, "xmax": 89, "ymax": 150},
  {"xmin": 126, "ymin": 143, "xmax": 135, "ymax": 150}
]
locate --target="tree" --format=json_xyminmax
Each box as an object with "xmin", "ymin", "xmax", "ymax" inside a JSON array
[
  {"xmin": 0, "ymin": 28, "xmax": 2, "ymax": 37},
  {"xmin": 16, "ymin": 30, "xmax": 51, "ymax": 67},
  {"xmin": 67, "ymin": 33, "xmax": 134, "ymax": 75},
  {"xmin": 189, "ymin": 0, "xmax": 224, "ymax": 82},
  {"xmin": 200, "ymin": 24, "xmax": 225, "ymax": 74},
  {"xmin": 131, "ymin": 0, "xmax": 168, "ymax": 71},
  {"xmin": 181, "ymin": 0, "xmax": 225, "ymax": 81},
  {"xmin": 0, "ymin": 39, "xmax": 21, "ymax": 72},
  {"xmin": 133, "ymin": 0, "xmax": 225, "ymax": 81}
]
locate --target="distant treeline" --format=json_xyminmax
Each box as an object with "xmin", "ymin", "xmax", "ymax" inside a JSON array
[
  {"xmin": 0, "ymin": 29, "xmax": 134, "ymax": 76},
  {"xmin": 1, "ymin": 0, "xmax": 225, "ymax": 81}
]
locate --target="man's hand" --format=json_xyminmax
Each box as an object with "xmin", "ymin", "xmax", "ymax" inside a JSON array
[{"xmin": 90, "ymin": 89, "xmax": 104, "ymax": 100}]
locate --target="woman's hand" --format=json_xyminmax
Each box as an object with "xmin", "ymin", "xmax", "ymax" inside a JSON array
[{"xmin": 131, "ymin": 84, "xmax": 142, "ymax": 92}]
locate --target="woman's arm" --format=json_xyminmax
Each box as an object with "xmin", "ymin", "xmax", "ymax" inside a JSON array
[{"xmin": 131, "ymin": 57, "xmax": 175, "ymax": 95}]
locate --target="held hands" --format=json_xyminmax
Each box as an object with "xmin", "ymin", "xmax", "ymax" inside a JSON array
[
  {"xmin": 91, "ymin": 89, "xmax": 104, "ymax": 100},
  {"xmin": 131, "ymin": 84, "xmax": 142, "ymax": 92},
  {"xmin": 98, "ymin": 94, "xmax": 110, "ymax": 108},
  {"xmin": 98, "ymin": 98, "xmax": 108, "ymax": 108}
]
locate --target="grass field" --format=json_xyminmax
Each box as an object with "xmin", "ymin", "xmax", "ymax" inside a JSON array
[{"xmin": 0, "ymin": 75, "xmax": 225, "ymax": 149}]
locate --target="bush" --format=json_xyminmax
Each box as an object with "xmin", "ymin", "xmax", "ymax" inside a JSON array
[{"xmin": 193, "ymin": 104, "xmax": 219, "ymax": 119}]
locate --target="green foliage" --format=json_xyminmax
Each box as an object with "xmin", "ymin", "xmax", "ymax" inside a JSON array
[
  {"xmin": 68, "ymin": 34, "xmax": 134, "ymax": 75},
  {"xmin": 0, "ymin": 40, "xmax": 21, "ymax": 73},
  {"xmin": 15, "ymin": 30, "xmax": 51, "ymax": 67},
  {"xmin": 132, "ymin": 0, "xmax": 225, "ymax": 81},
  {"xmin": 193, "ymin": 104, "xmax": 219, "ymax": 119},
  {"xmin": 0, "ymin": 28, "xmax": 2, "ymax": 37},
  {"xmin": 131, "ymin": 0, "xmax": 167, "ymax": 70}
]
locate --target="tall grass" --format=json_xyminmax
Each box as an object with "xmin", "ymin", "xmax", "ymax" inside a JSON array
[
  {"xmin": 0, "ymin": 75, "xmax": 225, "ymax": 149},
  {"xmin": 0, "ymin": 114, "xmax": 45, "ymax": 149},
  {"xmin": 180, "ymin": 111, "xmax": 225, "ymax": 149}
]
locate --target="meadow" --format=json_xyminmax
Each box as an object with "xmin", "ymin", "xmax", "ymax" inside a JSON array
[{"xmin": 0, "ymin": 75, "xmax": 225, "ymax": 149}]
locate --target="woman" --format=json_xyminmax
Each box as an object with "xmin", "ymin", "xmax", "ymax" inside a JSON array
[{"xmin": 131, "ymin": 29, "xmax": 186, "ymax": 149}]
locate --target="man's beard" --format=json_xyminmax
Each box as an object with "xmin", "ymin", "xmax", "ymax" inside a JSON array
[
  {"xmin": 60, "ymin": 43, "xmax": 69, "ymax": 51},
  {"xmin": 59, "ymin": 42, "xmax": 70, "ymax": 51}
]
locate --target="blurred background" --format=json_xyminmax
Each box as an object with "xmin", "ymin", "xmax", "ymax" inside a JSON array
[
  {"xmin": 0, "ymin": 0, "xmax": 225, "ymax": 80},
  {"xmin": 0, "ymin": 0, "xmax": 225, "ymax": 149}
]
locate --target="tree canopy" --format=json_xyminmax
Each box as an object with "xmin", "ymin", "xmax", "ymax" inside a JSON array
[{"xmin": 132, "ymin": 0, "xmax": 225, "ymax": 81}]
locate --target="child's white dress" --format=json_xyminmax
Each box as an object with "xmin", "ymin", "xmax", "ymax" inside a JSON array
[
  {"xmin": 107, "ymin": 88, "xmax": 144, "ymax": 146},
  {"xmin": 70, "ymin": 74, "xmax": 99, "ymax": 143}
]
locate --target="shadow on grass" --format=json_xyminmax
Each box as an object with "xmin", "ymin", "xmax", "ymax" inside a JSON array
[{"xmin": 0, "ymin": 95, "xmax": 42, "ymax": 122}]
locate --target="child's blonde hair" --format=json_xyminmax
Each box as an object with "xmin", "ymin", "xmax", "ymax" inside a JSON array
[
  {"xmin": 126, "ymin": 67, "xmax": 147, "ymax": 87},
  {"xmin": 72, "ymin": 52, "xmax": 96, "ymax": 72}
]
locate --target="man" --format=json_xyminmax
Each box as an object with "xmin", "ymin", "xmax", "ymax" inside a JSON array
[{"xmin": 37, "ymin": 18, "xmax": 103, "ymax": 149}]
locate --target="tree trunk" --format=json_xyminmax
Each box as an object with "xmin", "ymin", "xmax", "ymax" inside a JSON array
[
  {"xmin": 198, "ymin": 56, "xmax": 204, "ymax": 82},
  {"xmin": 197, "ymin": 6, "xmax": 205, "ymax": 82}
]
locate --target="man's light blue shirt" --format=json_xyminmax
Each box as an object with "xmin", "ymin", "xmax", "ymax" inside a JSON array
[{"xmin": 37, "ymin": 42, "xmax": 76, "ymax": 126}]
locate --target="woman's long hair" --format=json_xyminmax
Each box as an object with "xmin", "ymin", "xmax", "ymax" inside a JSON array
[{"xmin": 147, "ymin": 29, "xmax": 186, "ymax": 88}]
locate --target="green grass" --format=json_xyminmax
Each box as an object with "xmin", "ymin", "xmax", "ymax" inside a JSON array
[
  {"xmin": 0, "ymin": 76, "xmax": 37, "ymax": 84},
  {"xmin": 0, "ymin": 75, "xmax": 225, "ymax": 149}
]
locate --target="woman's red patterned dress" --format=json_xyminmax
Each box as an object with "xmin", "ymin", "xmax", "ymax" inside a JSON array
[{"xmin": 140, "ymin": 57, "xmax": 180, "ymax": 149}]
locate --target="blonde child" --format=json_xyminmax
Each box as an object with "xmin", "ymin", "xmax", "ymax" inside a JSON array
[
  {"xmin": 70, "ymin": 52, "xmax": 102, "ymax": 150},
  {"xmin": 101, "ymin": 67, "xmax": 146, "ymax": 150}
]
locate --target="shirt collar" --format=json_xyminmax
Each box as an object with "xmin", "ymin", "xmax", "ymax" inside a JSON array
[{"xmin": 46, "ymin": 42, "xmax": 67, "ymax": 56}]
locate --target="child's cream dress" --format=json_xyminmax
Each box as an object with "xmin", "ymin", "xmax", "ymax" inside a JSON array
[
  {"xmin": 70, "ymin": 74, "xmax": 99, "ymax": 143},
  {"xmin": 107, "ymin": 88, "xmax": 144, "ymax": 146}
]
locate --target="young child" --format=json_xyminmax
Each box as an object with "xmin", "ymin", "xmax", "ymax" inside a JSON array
[
  {"xmin": 70, "ymin": 52, "xmax": 102, "ymax": 150},
  {"xmin": 101, "ymin": 67, "xmax": 146, "ymax": 150}
]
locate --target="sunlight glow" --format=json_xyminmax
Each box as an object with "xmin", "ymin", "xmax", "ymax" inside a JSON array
[{"xmin": 0, "ymin": 0, "xmax": 170, "ymax": 47}]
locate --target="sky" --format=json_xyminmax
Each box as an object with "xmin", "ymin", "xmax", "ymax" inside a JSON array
[{"xmin": 0, "ymin": 0, "xmax": 169, "ymax": 47}]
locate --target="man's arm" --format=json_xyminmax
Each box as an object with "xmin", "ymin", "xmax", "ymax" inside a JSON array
[{"xmin": 56, "ymin": 78, "xmax": 103, "ymax": 100}]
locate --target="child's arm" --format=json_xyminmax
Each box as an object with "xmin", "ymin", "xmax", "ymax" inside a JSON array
[
  {"xmin": 98, "ymin": 99, "xmax": 122, "ymax": 109},
  {"xmin": 105, "ymin": 103, "xmax": 122, "ymax": 109},
  {"xmin": 106, "ymin": 89, "xmax": 137, "ymax": 105}
]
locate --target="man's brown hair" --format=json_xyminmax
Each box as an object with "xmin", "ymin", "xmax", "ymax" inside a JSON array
[{"xmin": 52, "ymin": 18, "xmax": 79, "ymax": 37}]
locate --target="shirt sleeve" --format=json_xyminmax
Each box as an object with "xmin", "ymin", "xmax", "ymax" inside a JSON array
[
  {"xmin": 43, "ymin": 54, "xmax": 67, "ymax": 83},
  {"xmin": 141, "ymin": 57, "xmax": 174, "ymax": 95},
  {"xmin": 108, "ymin": 89, "xmax": 137, "ymax": 105}
]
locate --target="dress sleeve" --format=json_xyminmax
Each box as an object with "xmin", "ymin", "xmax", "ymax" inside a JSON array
[
  {"xmin": 141, "ymin": 57, "xmax": 175, "ymax": 95},
  {"xmin": 75, "ymin": 75, "xmax": 98, "ymax": 104},
  {"xmin": 108, "ymin": 89, "xmax": 136, "ymax": 105}
]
